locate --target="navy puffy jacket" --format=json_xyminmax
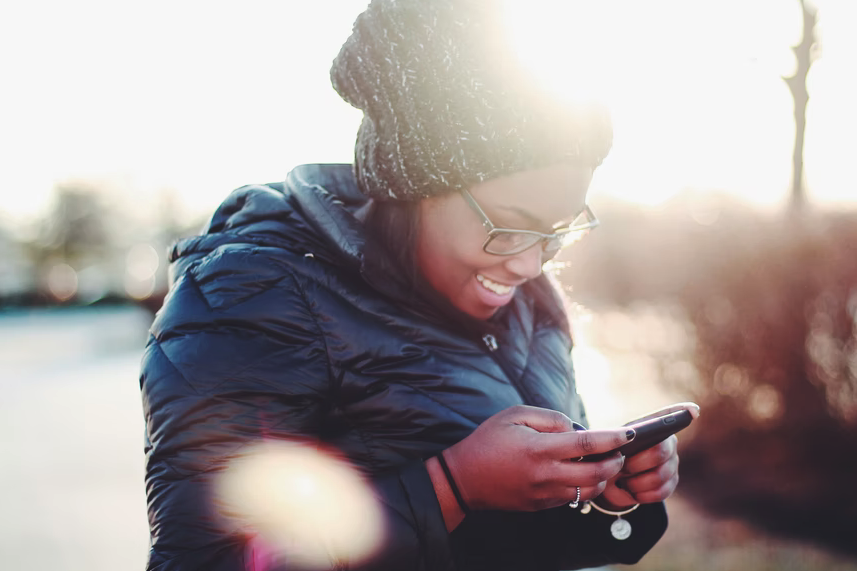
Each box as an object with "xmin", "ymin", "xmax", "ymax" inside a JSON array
[{"xmin": 140, "ymin": 164, "xmax": 667, "ymax": 570}]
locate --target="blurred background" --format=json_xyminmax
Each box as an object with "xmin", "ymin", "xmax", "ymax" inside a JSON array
[{"xmin": 1, "ymin": 0, "xmax": 856, "ymax": 569}]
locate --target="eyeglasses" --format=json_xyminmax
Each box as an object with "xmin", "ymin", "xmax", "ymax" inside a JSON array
[{"xmin": 460, "ymin": 188, "xmax": 599, "ymax": 259}]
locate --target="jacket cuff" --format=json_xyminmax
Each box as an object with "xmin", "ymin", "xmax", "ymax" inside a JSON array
[
  {"xmin": 363, "ymin": 460, "xmax": 456, "ymax": 571},
  {"xmin": 571, "ymin": 501, "xmax": 668, "ymax": 566}
]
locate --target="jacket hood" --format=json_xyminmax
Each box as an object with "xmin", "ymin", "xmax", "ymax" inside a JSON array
[{"xmin": 168, "ymin": 164, "xmax": 368, "ymax": 279}]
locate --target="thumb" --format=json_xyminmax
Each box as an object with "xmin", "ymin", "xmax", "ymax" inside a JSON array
[{"xmin": 506, "ymin": 405, "xmax": 575, "ymax": 434}]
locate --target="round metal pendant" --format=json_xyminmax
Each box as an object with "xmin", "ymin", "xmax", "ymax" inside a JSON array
[{"xmin": 610, "ymin": 517, "xmax": 632, "ymax": 540}]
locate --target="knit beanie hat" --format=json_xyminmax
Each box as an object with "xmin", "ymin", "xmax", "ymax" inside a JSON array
[{"xmin": 330, "ymin": 0, "xmax": 613, "ymax": 201}]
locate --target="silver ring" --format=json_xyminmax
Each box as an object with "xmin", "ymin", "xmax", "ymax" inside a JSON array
[{"xmin": 569, "ymin": 486, "xmax": 581, "ymax": 509}]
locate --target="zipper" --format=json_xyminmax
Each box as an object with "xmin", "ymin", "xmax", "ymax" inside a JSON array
[
  {"xmin": 481, "ymin": 332, "xmax": 541, "ymax": 407},
  {"xmin": 482, "ymin": 334, "xmax": 498, "ymax": 352}
]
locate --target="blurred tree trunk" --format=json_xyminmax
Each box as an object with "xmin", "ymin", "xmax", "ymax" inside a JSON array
[{"xmin": 783, "ymin": 0, "xmax": 819, "ymax": 213}]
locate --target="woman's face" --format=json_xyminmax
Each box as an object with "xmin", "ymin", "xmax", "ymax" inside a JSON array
[{"xmin": 416, "ymin": 163, "xmax": 593, "ymax": 320}]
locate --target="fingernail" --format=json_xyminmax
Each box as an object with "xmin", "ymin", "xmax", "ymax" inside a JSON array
[{"xmin": 626, "ymin": 429, "xmax": 636, "ymax": 441}]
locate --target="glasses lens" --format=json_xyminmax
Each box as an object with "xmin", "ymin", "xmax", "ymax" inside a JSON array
[
  {"xmin": 485, "ymin": 232, "xmax": 541, "ymax": 255},
  {"xmin": 542, "ymin": 239, "xmax": 562, "ymax": 261}
]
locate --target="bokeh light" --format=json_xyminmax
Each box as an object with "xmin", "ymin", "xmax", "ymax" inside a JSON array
[
  {"xmin": 216, "ymin": 441, "xmax": 385, "ymax": 570},
  {"xmin": 124, "ymin": 273, "xmax": 156, "ymax": 301},
  {"xmin": 125, "ymin": 244, "xmax": 159, "ymax": 281},
  {"xmin": 124, "ymin": 244, "xmax": 160, "ymax": 300},
  {"xmin": 747, "ymin": 383, "xmax": 784, "ymax": 422},
  {"xmin": 714, "ymin": 363, "xmax": 751, "ymax": 398},
  {"xmin": 46, "ymin": 263, "xmax": 78, "ymax": 301}
]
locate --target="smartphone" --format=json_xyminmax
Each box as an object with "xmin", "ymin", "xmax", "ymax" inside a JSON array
[{"xmin": 581, "ymin": 409, "xmax": 694, "ymax": 461}]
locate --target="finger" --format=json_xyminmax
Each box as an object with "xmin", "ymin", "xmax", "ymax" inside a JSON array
[
  {"xmin": 532, "ymin": 485, "xmax": 605, "ymax": 511},
  {"xmin": 629, "ymin": 473, "xmax": 679, "ymax": 504},
  {"xmin": 600, "ymin": 480, "xmax": 638, "ymax": 508},
  {"xmin": 541, "ymin": 427, "xmax": 636, "ymax": 460},
  {"xmin": 552, "ymin": 484, "xmax": 606, "ymax": 503},
  {"xmin": 622, "ymin": 455, "xmax": 679, "ymax": 497},
  {"xmin": 507, "ymin": 405, "xmax": 576, "ymax": 434},
  {"xmin": 623, "ymin": 402, "xmax": 700, "ymax": 425},
  {"xmin": 572, "ymin": 484, "xmax": 608, "ymax": 503},
  {"xmin": 553, "ymin": 453, "xmax": 626, "ymax": 487},
  {"xmin": 624, "ymin": 435, "xmax": 677, "ymax": 475}
]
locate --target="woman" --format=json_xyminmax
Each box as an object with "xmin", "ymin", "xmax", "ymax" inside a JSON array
[{"xmin": 140, "ymin": 1, "xmax": 693, "ymax": 569}]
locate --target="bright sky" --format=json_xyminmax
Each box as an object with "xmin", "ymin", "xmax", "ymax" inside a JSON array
[{"xmin": 1, "ymin": 0, "xmax": 855, "ymax": 227}]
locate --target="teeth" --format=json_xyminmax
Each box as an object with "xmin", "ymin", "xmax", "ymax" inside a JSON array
[{"xmin": 476, "ymin": 274, "xmax": 513, "ymax": 295}]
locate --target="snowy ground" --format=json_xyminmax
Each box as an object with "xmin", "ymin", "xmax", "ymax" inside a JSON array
[{"xmin": 0, "ymin": 306, "xmax": 153, "ymax": 571}]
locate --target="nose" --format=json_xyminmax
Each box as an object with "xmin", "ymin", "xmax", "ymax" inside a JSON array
[{"xmin": 502, "ymin": 244, "xmax": 545, "ymax": 281}]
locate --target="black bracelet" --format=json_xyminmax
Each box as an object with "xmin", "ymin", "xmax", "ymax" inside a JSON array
[{"xmin": 436, "ymin": 452, "xmax": 471, "ymax": 515}]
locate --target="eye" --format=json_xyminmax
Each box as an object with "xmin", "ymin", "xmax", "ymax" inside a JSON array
[
  {"xmin": 485, "ymin": 232, "xmax": 542, "ymax": 255},
  {"xmin": 490, "ymin": 232, "xmax": 526, "ymax": 248}
]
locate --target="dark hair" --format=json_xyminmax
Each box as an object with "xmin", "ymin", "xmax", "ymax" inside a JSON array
[
  {"xmin": 362, "ymin": 199, "xmax": 422, "ymax": 292},
  {"xmin": 361, "ymin": 199, "xmax": 570, "ymax": 339}
]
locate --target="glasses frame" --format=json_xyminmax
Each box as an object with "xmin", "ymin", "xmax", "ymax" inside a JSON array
[{"xmin": 459, "ymin": 188, "xmax": 600, "ymax": 258}]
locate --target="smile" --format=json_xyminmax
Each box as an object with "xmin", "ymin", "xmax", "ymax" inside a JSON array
[{"xmin": 476, "ymin": 274, "xmax": 514, "ymax": 295}]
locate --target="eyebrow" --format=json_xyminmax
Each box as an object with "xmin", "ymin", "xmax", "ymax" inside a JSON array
[{"xmin": 495, "ymin": 205, "xmax": 543, "ymax": 227}]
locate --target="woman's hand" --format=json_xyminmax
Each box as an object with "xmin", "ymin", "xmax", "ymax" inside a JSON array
[
  {"xmin": 435, "ymin": 405, "xmax": 635, "ymax": 515},
  {"xmin": 598, "ymin": 403, "xmax": 699, "ymax": 509}
]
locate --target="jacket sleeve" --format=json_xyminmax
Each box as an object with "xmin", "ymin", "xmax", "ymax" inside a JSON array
[{"xmin": 141, "ymin": 247, "xmax": 455, "ymax": 571}]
